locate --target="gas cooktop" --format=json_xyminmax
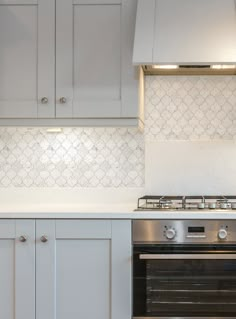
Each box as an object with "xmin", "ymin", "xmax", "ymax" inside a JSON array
[{"xmin": 136, "ymin": 195, "xmax": 236, "ymax": 211}]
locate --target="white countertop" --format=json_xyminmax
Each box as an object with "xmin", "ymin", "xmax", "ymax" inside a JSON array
[
  {"xmin": 1, "ymin": 188, "xmax": 236, "ymax": 219},
  {"xmin": 2, "ymin": 210, "xmax": 236, "ymax": 220}
]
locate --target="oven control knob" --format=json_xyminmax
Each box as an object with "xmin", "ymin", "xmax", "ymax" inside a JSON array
[
  {"xmin": 165, "ymin": 228, "xmax": 176, "ymax": 240},
  {"xmin": 218, "ymin": 229, "xmax": 228, "ymax": 240}
]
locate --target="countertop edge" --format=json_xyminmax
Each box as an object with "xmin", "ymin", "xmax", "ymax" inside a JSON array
[{"xmin": 1, "ymin": 211, "xmax": 236, "ymax": 219}]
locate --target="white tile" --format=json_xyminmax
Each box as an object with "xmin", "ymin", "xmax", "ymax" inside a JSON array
[{"xmin": 145, "ymin": 76, "xmax": 236, "ymax": 141}]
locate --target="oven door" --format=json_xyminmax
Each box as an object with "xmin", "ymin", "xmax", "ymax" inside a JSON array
[{"xmin": 133, "ymin": 244, "xmax": 236, "ymax": 319}]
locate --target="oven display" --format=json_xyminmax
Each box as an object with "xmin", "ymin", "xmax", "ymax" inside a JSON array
[{"xmin": 188, "ymin": 226, "xmax": 205, "ymax": 233}]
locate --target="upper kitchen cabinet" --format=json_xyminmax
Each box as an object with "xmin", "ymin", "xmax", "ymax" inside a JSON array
[
  {"xmin": 56, "ymin": 0, "xmax": 142, "ymax": 126},
  {"xmin": 0, "ymin": 0, "xmax": 55, "ymax": 119},
  {"xmin": 0, "ymin": 0, "xmax": 142, "ymax": 126}
]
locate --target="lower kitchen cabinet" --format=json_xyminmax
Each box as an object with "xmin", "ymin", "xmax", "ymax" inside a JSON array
[
  {"xmin": 0, "ymin": 219, "xmax": 131, "ymax": 319},
  {"xmin": 0, "ymin": 219, "xmax": 35, "ymax": 319},
  {"xmin": 36, "ymin": 219, "xmax": 132, "ymax": 319}
]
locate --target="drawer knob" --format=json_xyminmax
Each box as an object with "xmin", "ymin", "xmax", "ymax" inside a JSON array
[
  {"xmin": 59, "ymin": 97, "xmax": 67, "ymax": 104},
  {"xmin": 19, "ymin": 235, "xmax": 27, "ymax": 242},
  {"xmin": 40, "ymin": 235, "xmax": 48, "ymax": 243},
  {"xmin": 41, "ymin": 97, "xmax": 48, "ymax": 104}
]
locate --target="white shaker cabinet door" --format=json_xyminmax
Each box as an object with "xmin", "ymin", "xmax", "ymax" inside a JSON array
[
  {"xmin": 36, "ymin": 219, "xmax": 132, "ymax": 319},
  {"xmin": 56, "ymin": 0, "xmax": 138, "ymax": 119},
  {"xmin": 0, "ymin": 0, "xmax": 54, "ymax": 118},
  {"xmin": 0, "ymin": 220, "xmax": 35, "ymax": 319}
]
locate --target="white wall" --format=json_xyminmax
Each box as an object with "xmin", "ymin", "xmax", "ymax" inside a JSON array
[{"xmin": 145, "ymin": 140, "xmax": 236, "ymax": 195}]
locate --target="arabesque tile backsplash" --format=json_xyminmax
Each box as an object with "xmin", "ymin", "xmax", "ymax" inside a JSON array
[
  {"xmin": 0, "ymin": 76, "xmax": 236, "ymax": 187},
  {"xmin": 145, "ymin": 76, "xmax": 236, "ymax": 140},
  {"xmin": 0, "ymin": 128, "xmax": 144, "ymax": 187}
]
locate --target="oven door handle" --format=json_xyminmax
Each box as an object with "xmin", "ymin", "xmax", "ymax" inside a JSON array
[{"xmin": 139, "ymin": 253, "xmax": 236, "ymax": 260}]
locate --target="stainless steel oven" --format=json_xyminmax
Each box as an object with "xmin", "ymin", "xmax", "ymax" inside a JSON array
[{"xmin": 133, "ymin": 220, "xmax": 236, "ymax": 319}]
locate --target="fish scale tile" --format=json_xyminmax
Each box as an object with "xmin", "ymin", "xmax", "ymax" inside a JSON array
[
  {"xmin": 145, "ymin": 76, "xmax": 236, "ymax": 140},
  {"xmin": 0, "ymin": 128, "xmax": 144, "ymax": 187}
]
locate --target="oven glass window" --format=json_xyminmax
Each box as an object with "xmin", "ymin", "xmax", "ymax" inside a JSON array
[{"xmin": 133, "ymin": 245, "xmax": 236, "ymax": 317}]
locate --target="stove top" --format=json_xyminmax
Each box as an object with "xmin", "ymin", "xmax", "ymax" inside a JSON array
[{"xmin": 136, "ymin": 195, "xmax": 236, "ymax": 211}]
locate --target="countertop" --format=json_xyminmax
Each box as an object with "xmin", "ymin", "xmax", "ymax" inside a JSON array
[
  {"xmin": 2, "ymin": 209, "xmax": 236, "ymax": 220},
  {"xmin": 1, "ymin": 188, "xmax": 236, "ymax": 219}
]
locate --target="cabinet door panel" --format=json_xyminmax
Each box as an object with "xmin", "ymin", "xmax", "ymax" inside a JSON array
[
  {"xmin": 0, "ymin": 240, "xmax": 14, "ymax": 319},
  {"xmin": 56, "ymin": 0, "xmax": 138, "ymax": 119},
  {"xmin": 15, "ymin": 220, "xmax": 36, "ymax": 319},
  {"xmin": 0, "ymin": 5, "xmax": 37, "ymax": 117},
  {"xmin": 111, "ymin": 220, "xmax": 132, "ymax": 319},
  {"xmin": 0, "ymin": 0, "xmax": 54, "ymax": 118},
  {"xmin": 36, "ymin": 220, "xmax": 111, "ymax": 319},
  {"xmin": 57, "ymin": 239, "xmax": 110, "ymax": 319},
  {"xmin": 0, "ymin": 220, "xmax": 35, "ymax": 319},
  {"xmin": 73, "ymin": 4, "xmax": 121, "ymax": 116},
  {"xmin": 36, "ymin": 220, "xmax": 55, "ymax": 319},
  {"xmin": 36, "ymin": 220, "xmax": 132, "ymax": 319}
]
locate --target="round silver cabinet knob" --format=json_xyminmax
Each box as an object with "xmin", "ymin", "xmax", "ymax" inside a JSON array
[
  {"xmin": 41, "ymin": 97, "xmax": 48, "ymax": 104},
  {"xmin": 59, "ymin": 97, "xmax": 67, "ymax": 104},
  {"xmin": 40, "ymin": 235, "xmax": 48, "ymax": 243},
  {"xmin": 165, "ymin": 228, "xmax": 176, "ymax": 240},
  {"xmin": 19, "ymin": 235, "xmax": 27, "ymax": 242},
  {"xmin": 218, "ymin": 229, "xmax": 228, "ymax": 240}
]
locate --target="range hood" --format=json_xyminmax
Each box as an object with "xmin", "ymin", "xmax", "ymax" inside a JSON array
[{"xmin": 133, "ymin": 0, "xmax": 236, "ymax": 75}]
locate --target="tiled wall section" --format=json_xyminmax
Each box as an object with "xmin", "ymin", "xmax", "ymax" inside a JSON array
[
  {"xmin": 1, "ymin": 76, "xmax": 236, "ymax": 187},
  {"xmin": 145, "ymin": 76, "xmax": 236, "ymax": 140},
  {"xmin": 0, "ymin": 128, "xmax": 144, "ymax": 187}
]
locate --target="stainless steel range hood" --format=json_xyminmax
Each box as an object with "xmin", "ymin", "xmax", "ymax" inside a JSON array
[{"xmin": 133, "ymin": 0, "xmax": 236, "ymax": 75}]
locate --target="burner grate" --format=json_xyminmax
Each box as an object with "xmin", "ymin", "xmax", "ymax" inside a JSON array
[{"xmin": 137, "ymin": 195, "xmax": 236, "ymax": 211}]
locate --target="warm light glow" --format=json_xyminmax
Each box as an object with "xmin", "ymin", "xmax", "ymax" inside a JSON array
[
  {"xmin": 46, "ymin": 128, "xmax": 63, "ymax": 133},
  {"xmin": 152, "ymin": 65, "xmax": 179, "ymax": 69},
  {"xmin": 211, "ymin": 65, "xmax": 236, "ymax": 69}
]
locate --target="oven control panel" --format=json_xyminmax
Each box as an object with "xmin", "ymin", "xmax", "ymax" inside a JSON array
[{"xmin": 133, "ymin": 220, "xmax": 233, "ymax": 243}]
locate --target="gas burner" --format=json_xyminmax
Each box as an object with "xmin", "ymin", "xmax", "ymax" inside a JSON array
[
  {"xmin": 136, "ymin": 195, "xmax": 236, "ymax": 211},
  {"xmin": 216, "ymin": 199, "xmax": 231, "ymax": 209},
  {"xmin": 159, "ymin": 199, "xmax": 173, "ymax": 209}
]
